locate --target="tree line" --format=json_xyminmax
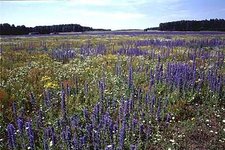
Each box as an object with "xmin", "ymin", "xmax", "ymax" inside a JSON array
[
  {"xmin": 145, "ymin": 19, "xmax": 225, "ymax": 31},
  {"xmin": 0, "ymin": 23, "xmax": 110, "ymax": 35}
]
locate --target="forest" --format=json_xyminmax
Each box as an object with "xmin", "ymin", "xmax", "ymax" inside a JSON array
[
  {"xmin": 0, "ymin": 23, "xmax": 110, "ymax": 35},
  {"xmin": 146, "ymin": 19, "xmax": 225, "ymax": 31}
]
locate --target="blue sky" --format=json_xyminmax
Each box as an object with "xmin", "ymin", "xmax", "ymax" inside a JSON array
[{"xmin": 1, "ymin": 0, "xmax": 225, "ymax": 30}]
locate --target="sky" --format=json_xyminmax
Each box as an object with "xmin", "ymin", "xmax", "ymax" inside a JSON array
[{"xmin": 1, "ymin": 0, "xmax": 225, "ymax": 30}]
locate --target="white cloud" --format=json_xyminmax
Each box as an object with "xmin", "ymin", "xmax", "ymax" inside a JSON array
[
  {"xmin": 80, "ymin": 10, "xmax": 145, "ymax": 19},
  {"xmin": 58, "ymin": 0, "xmax": 148, "ymax": 29},
  {"xmin": 55, "ymin": 8, "xmax": 147, "ymax": 29},
  {"xmin": 67, "ymin": 0, "xmax": 149, "ymax": 7}
]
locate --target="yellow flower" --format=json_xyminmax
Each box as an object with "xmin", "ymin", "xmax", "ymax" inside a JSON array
[
  {"xmin": 44, "ymin": 81, "xmax": 59, "ymax": 89},
  {"xmin": 107, "ymin": 54, "xmax": 117, "ymax": 60},
  {"xmin": 41, "ymin": 76, "xmax": 51, "ymax": 82}
]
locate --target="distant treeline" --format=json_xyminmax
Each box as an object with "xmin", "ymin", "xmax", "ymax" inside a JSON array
[
  {"xmin": 0, "ymin": 23, "xmax": 111, "ymax": 35},
  {"xmin": 145, "ymin": 19, "xmax": 225, "ymax": 31}
]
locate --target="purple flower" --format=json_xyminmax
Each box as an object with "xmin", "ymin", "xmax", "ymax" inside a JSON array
[
  {"xmin": 139, "ymin": 123, "xmax": 145, "ymax": 140},
  {"xmin": 92, "ymin": 103, "xmax": 100, "ymax": 125},
  {"xmin": 86, "ymin": 124, "xmax": 93, "ymax": 140},
  {"xmin": 17, "ymin": 118, "xmax": 23, "ymax": 134},
  {"xmin": 70, "ymin": 115, "xmax": 79, "ymax": 128},
  {"xmin": 7, "ymin": 124, "xmax": 16, "ymax": 149},
  {"xmin": 145, "ymin": 93, "xmax": 149, "ymax": 110},
  {"xmin": 66, "ymin": 83, "xmax": 71, "ymax": 96},
  {"xmin": 83, "ymin": 108, "xmax": 89, "ymax": 121},
  {"xmin": 150, "ymin": 95, "xmax": 155, "ymax": 114},
  {"xmin": 66, "ymin": 126, "xmax": 72, "ymax": 140},
  {"xmin": 43, "ymin": 90, "xmax": 51, "ymax": 107},
  {"xmin": 25, "ymin": 121, "xmax": 35, "ymax": 150},
  {"xmin": 84, "ymin": 81, "xmax": 89, "ymax": 98},
  {"xmin": 128, "ymin": 65, "xmax": 133, "ymax": 89},
  {"xmin": 61, "ymin": 89, "xmax": 66, "ymax": 119},
  {"xmin": 65, "ymin": 126, "xmax": 72, "ymax": 148},
  {"xmin": 130, "ymin": 144, "xmax": 137, "ymax": 150},
  {"xmin": 80, "ymin": 136, "xmax": 87, "ymax": 147},
  {"xmin": 132, "ymin": 118, "xmax": 138, "ymax": 132},
  {"xmin": 12, "ymin": 102, "xmax": 17, "ymax": 117},
  {"xmin": 166, "ymin": 113, "xmax": 171, "ymax": 126},
  {"xmin": 61, "ymin": 130, "xmax": 66, "ymax": 142},
  {"xmin": 149, "ymin": 69, "xmax": 154, "ymax": 89},
  {"xmin": 119, "ymin": 121, "xmax": 126, "ymax": 149},
  {"xmin": 43, "ymin": 128, "xmax": 49, "ymax": 150},
  {"xmin": 93, "ymin": 130, "xmax": 101, "ymax": 149},
  {"xmin": 50, "ymin": 126, "xmax": 56, "ymax": 146},
  {"xmin": 109, "ymin": 121, "xmax": 114, "ymax": 143},
  {"xmin": 36, "ymin": 110, "xmax": 43, "ymax": 128},
  {"xmin": 73, "ymin": 134, "xmax": 79, "ymax": 150},
  {"xmin": 99, "ymin": 80, "xmax": 105, "ymax": 102},
  {"xmin": 30, "ymin": 92, "xmax": 36, "ymax": 106},
  {"xmin": 156, "ymin": 99, "xmax": 161, "ymax": 122},
  {"xmin": 146, "ymin": 125, "xmax": 152, "ymax": 139},
  {"xmin": 123, "ymin": 100, "xmax": 129, "ymax": 118}
]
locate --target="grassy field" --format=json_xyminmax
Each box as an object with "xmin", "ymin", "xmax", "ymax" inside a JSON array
[{"xmin": 0, "ymin": 32, "xmax": 225, "ymax": 149}]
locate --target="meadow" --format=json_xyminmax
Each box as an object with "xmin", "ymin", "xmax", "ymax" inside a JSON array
[{"xmin": 0, "ymin": 32, "xmax": 225, "ymax": 149}]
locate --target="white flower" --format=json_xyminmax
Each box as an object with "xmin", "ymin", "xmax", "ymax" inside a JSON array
[
  {"xmin": 222, "ymin": 120, "xmax": 225, "ymax": 123},
  {"xmin": 216, "ymin": 114, "xmax": 220, "ymax": 117},
  {"xmin": 93, "ymin": 130, "xmax": 97, "ymax": 133},
  {"xmin": 106, "ymin": 145, "xmax": 113, "ymax": 148},
  {"xmin": 49, "ymin": 141, "xmax": 53, "ymax": 147},
  {"xmin": 169, "ymin": 139, "xmax": 175, "ymax": 143}
]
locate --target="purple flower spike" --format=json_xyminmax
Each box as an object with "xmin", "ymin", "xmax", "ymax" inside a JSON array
[
  {"xmin": 12, "ymin": 102, "xmax": 17, "ymax": 117},
  {"xmin": 119, "ymin": 121, "xmax": 126, "ymax": 149},
  {"xmin": 130, "ymin": 144, "xmax": 137, "ymax": 150},
  {"xmin": 43, "ymin": 128, "xmax": 49, "ymax": 150},
  {"xmin": 61, "ymin": 89, "xmax": 66, "ymax": 119},
  {"xmin": 166, "ymin": 113, "xmax": 171, "ymax": 126},
  {"xmin": 128, "ymin": 65, "xmax": 133, "ymax": 89},
  {"xmin": 30, "ymin": 92, "xmax": 36, "ymax": 106},
  {"xmin": 44, "ymin": 90, "xmax": 51, "ymax": 107},
  {"xmin": 17, "ymin": 118, "xmax": 23, "ymax": 134},
  {"xmin": 7, "ymin": 124, "xmax": 16, "ymax": 149},
  {"xmin": 25, "ymin": 121, "xmax": 35, "ymax": 150}
]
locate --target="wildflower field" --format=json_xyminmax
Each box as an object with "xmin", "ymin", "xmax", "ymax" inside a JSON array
[{"xmin": 0, "ymin": 32, "xmax": 225, "ymax": 149}]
